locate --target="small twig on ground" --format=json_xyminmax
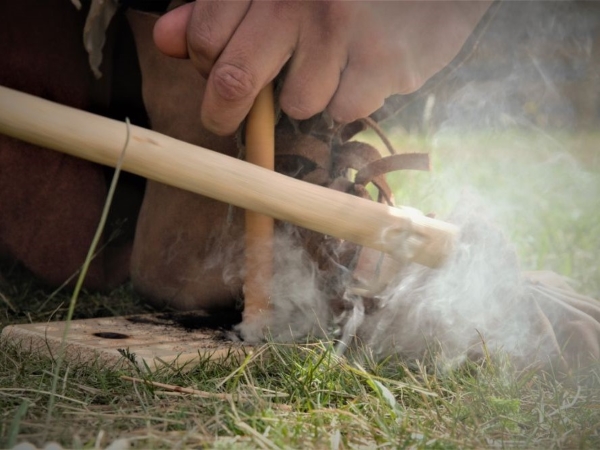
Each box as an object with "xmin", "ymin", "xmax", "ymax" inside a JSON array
[{"xmin": 120, "ymin": 376, "xmax": 233, "ymax": 401}]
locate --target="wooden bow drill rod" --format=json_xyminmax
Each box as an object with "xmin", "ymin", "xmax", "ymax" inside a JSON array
[
  {"xmin": 243, "ymin": 83, "xmax": 275, "ymax": 330},
  {"xmin": 0, "ymin": 85, "xmax": 458, "ymax": 271}
]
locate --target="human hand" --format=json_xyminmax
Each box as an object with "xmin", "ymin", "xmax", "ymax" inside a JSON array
[{"xmin": 153, "ymin": 1, "xmax": 492, "ymax": 135}]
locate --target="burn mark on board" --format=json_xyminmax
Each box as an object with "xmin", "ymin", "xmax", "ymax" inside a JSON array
[
  {"xmin": 93, "ymin": 331, "xmax": 130, "ymax": 339},
  {"xmin": 125, "ymin": 309, "xmax": 243, "ymax": 332}
]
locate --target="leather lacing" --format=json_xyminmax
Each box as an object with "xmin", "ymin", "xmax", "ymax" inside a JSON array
[{"xmin": 271, "ymin": 112, "xmax": 431, "ymax": 317}]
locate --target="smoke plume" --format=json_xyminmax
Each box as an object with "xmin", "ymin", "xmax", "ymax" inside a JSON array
[{"xmin": 217, "ymin": 1, "xmax": 600, "ymax": 373}]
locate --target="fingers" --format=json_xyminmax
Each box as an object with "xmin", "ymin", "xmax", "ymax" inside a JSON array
[
  {"xmin": 154, "ymin": 1, "xmax": 490, "ymax": 135},
  {"xmin": 278, "ymin": 33, "xmax": 346, "ymax": 121},
  {"xmin": 326, "ymin": 36, "xmax": 424, "ymax": 123},
  {"xmin": 327, "ymin": 60, "xmax": 396, "ymax": 124},
  {"xmin": 154, "ymin": 1, "xmax": 399, "ymax": 134},
  {"xmin": 201, "ymin": 3, "xmax": 298, "ymax": 135},
  {"xmin": 327, "ymin": 81, "xmax": 385, "ymax": 125},
  {"xmin": 185, "ymin": 0, "xmax": 251, "ymax": 77},
  {"xmin": 154, "ymin": 1, "xmax": 251, "ymax": 78}
]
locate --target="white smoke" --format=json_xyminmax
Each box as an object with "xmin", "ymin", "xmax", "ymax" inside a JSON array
[
  {"xmin": 259, "ymin": 226, "xmax": 332, "ymax": 342},
  {"xmin": 354, "ymin": 196, "xmax": 544, "ymax": 368},
  {"xmin": 222, "ymin": 1, "xmax": 600, "ymax": 373},
  {"xmin": 344, "ymin": 1, "xmax": 600, "ymax": 371}
]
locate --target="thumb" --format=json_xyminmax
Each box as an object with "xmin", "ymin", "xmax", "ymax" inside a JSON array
[{"xmin": 153, "ymin": 2, "xmax": 194, "ymax": 58}]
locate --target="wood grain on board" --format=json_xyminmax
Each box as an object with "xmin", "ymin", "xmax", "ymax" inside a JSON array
[{"xmin": 1, "ymin": 312, "xmax": 247, "ymax": 371}]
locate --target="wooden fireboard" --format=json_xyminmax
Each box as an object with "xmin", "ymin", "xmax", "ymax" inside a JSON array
[{"xmin": 1, "ymin": 311, "xmax": 248, "ymax": 371}]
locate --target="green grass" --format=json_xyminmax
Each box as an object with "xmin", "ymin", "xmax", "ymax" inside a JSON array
[
  {"xmin": 1, "ymin": 129, "xmax": 599, "ymax": 449},
  {"xmin": 1, "ymin": 338, "xmax": 599, "ymax": 448}
]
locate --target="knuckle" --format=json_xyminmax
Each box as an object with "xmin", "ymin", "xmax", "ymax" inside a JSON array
[
  {"xmin": 212, "ymin": 62, "xmax": 256, "ymax": 102},
  {"xmin": 187, "ymin": 22, "xmax": 218, "ymax": 58}
]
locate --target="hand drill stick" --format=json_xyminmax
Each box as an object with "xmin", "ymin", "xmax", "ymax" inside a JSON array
[{"xmin": 242, "ymin": 83, "xmax": 276, "ymax": 333}]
